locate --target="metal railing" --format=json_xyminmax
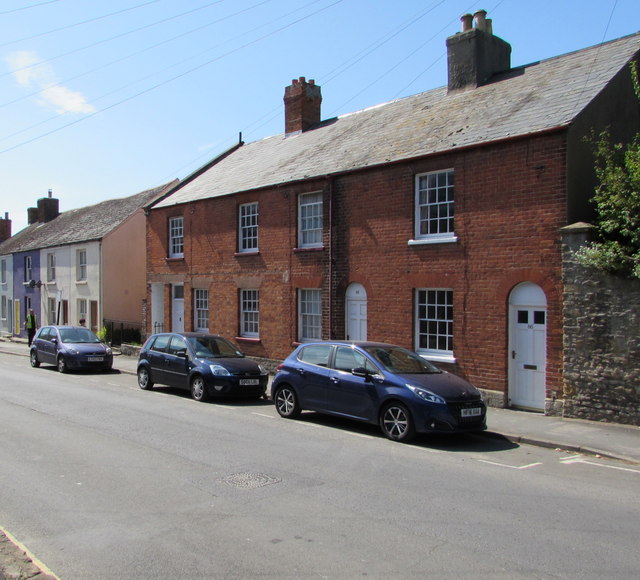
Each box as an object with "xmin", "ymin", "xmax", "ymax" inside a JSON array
[{"xmin": 102, "ymin": 319, "xmax": 143, "ymax": 347}]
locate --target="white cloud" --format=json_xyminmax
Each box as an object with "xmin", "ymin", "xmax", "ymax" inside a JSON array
[{"xmin": 5, "ymin": 50, "xmax": 95, "ymax": 114}]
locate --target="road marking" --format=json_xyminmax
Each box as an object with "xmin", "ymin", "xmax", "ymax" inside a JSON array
[
  {"xmin": 252, "ymin": 412, "xmax": 274, "ymax": 419},
  {"xmin": 345, "ymin": 431, "xmax": 375, "ymax": 439},
  {"xmin": 477, "ymin": 459, "xmax": 543, "ymax": 470},
  {"xmin": 560, "ymin": 456, "xmax": 640, "ymax": 474}
]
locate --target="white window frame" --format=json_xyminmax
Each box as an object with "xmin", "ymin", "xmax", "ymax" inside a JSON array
[
  {"xmin": 169, "ymin": 216, "xmax": 184, "ymax": 258},
  {"xmin": 24, "ymin": 255, "xmax": 32, "ymax": 282},
  {"xmin": 239, "ymin": 202, "xmax": 259, "ymax": 253},
  {"xmin": 46, "ymin": 252, "xmax": 56, "ymax": 283},
  {"xmin": 77, "ymin": 298, "xmax": 87, "ymax": 324},
  {"xmin": 415, "ymin": 288, "xmax": 454, "ymax": 362},
  {"xmin": 1, "ymin": 295, "xmax": 6, "ymax": 320},
  {"xmin": 298, "ymin": 289, "xmax": 322, "ymax": 341},
  {"xmin": 411, "ymin": 169, "xmax": 457, "ymax": 245},
  {"xmin": 48, "ymin": 297, "xmax": 57, "ymax": 325},
  {"xmin": 240, "ymin": 289, "xmax": 259, "ymax": 338},
  {"xmin": 298, "ymin": 192, "xmax": 323, "ymax": 248},
  {"xmin": 0, "ymin": 259, "xmax": 6, "ymax": 284},
  {"xmin": 76, "ymin": 249, "xmax": 87, "ymax": 281},
  {"xmin": 193, "ymin": 289, "xmax": 209, "ymax": 332}
]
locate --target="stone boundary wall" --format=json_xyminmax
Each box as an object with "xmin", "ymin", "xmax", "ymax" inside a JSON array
[{"xmin": 561, "ymin": 224, "xmax": 640, "ymax": 425}]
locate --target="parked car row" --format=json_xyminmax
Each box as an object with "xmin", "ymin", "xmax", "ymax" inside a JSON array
[{"xmin": 30, "ymin": 328, "xmax": 487, "ymax": 443}]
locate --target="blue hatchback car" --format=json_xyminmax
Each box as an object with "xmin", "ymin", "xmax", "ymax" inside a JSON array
[
  {"xmin": 137, "ymin": 332, "xmax": 269, "ymax": 401},
  {"xmin": 271, "ymin": 341, "xmax": 486, "ymax": 442},
  {"xmin": 30, "ymin": 325, "xmax": 113, "ymax": 373}
]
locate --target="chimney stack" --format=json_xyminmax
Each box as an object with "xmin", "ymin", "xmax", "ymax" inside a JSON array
[
  {"xmin": 446, "ymin": 10, "xmax": 511, "ymax": 92},
  {"xmin": 35, "ymin": 190, "xmax": 60, "ymax": 223},
  {"xmin": 284, "ymin": 77, "xmax": 322, "ymax": 135},
  {"xmin": 0, "ymin": 212, "xmax": 11, "ymax": 243}
]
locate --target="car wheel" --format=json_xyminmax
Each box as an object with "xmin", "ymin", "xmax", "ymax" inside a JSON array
[
  {"xmin": 380, "ymin": 402, "xmax": 415, "ymax": 442},
  {"xmin": 30, "ymin": 350, "xmax": 40, "ymax": 368},
  {"xmin": 57, "ymin": 356, "xmax": 67, "ymax": 373},
  {"xmin": 274, "ymin": 385, "xmax": 301, "ymax": 419},
  {"xmin": 190, "ymin": 375, "xmax": 208, "ymax": 402},
  {"xmin": 137, "ymin": 367, "xmax": 154, "ymax": 390}
]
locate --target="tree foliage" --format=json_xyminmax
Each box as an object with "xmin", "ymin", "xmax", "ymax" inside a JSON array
[{"xmin": 575, "ymin": 63, "xmax": 640, "ymax": 279}]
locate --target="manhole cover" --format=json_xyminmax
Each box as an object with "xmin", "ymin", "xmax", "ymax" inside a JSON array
[{"xmin": 221, "ymin": 472, "xmax": 281, "ymax": 489}]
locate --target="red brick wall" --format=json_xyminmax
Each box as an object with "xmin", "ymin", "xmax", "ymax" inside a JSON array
[{"xmin": 146, "ymin": 132, "xmax": 567, "ymax": 400}]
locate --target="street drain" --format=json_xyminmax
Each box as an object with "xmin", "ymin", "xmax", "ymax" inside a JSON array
[{"xmin": 221, "ymin": 472, "xmax": 281, "ymax": 489}]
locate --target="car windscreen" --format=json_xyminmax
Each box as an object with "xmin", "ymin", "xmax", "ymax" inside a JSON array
[
  {"xmin": 363, "ymin": 346, "xmax": 441, "ymax": 374},
  {"xmin": 59, "ymin": 328, "xmax": 101, "ymax": 344},
  {"xmin": 187, "ymin": 336, "xmax": 243, "ymax": 358}
]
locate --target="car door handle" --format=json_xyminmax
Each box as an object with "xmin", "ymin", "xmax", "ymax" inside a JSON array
[
  {"xmin": 297, "ymin": 368, "xmax": 306, "ymax": 375},
  {"xmin": 331, "ymin": 377, "xmax": 340, "ymax": 384}
]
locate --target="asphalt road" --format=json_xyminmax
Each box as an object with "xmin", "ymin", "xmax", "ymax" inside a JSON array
[{"xmin": 1, "ymin": 351, "xmax": 639, "ymax": 579}]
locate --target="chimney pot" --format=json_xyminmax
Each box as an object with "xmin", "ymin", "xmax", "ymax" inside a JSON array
[
  {"xmin": 473, "ymin": 9, "xmax": 487, "ymax": 31},
  {"xmin": 460, "ymin": 13, "xmax": 473, "ymax": 32},
  {"xmin": 48, "ymin": 188, "xmax": 52, "ymax": 198}
]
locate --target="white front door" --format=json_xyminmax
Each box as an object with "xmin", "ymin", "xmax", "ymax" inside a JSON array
[
  {"xmin": 172, "ymin": 284, "xmax": 184, "ymax": 333},
  {"xmin": 151, "ymin": 284, "xmax": 165, "ymax": 333},
  {"xmin": 345, "ymin": 283, "xmax": 367, "ymax": 341},
  {"xmin": 508, "ymin": 283, "xmax": 547, "ymax": 410}
]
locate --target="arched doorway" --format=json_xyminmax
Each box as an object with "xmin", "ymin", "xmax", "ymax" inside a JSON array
[
  {"xmin": 345, "ymin": 283, "xmax": 367, "ymax": 341},
  {"xmin": 508, "ymin": 282, "xmax": 547, "ymax": 410}
]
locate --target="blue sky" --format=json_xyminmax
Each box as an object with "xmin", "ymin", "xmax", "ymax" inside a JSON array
[{"xmin": 1, "ymin": 0, "xmax": 638, "ymax": 233}]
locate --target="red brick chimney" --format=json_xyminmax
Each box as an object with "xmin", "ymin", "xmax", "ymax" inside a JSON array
[
  {"xmin": 36, "ymin": 189, "xmax": 60, "ymax": 223},
  {"xmin": 284, "ymin": 77, "xmax": 322, "ymax": 135},
  {"xmin": 0, "ymin": 212, "xmax": 11, "ymax": 243},
  {"xmin": 446, "ymin": 10, "xmax": 511, "ymax": 92}
]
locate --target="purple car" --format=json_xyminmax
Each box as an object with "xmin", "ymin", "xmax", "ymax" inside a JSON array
[{"xmin": 30, "ymin": 325, "xmax": 113, "ymax": 373}]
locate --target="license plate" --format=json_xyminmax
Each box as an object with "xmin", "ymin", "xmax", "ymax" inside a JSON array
[
  {"xmin": 88, "ymin": 357, "xmax": 104, "ymax": 362},
  {"xmin": 461, "ymin": 407, "xmax": 482, "ymax": 417},
  {"xmin": 239, "ymin": 379, "xmax": 259, "ymax": 386}
]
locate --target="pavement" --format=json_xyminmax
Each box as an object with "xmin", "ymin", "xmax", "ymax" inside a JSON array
[{"xmin": 1, "ymin": 335, "xmax": 639, "ymax": 579}]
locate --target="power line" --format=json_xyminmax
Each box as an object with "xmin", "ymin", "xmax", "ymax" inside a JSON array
[
  {"xmin": 0, "ymin": 0, "xmax": 346, "ymax": 155},
  {"xmin": 0, "ymin": 0, "xmax": 227, "ymax": 78},
  {"xmin": 0, "ymin": 0, "xmax": 60, "ymax": 17},
  {"xmin": 0, "ymin": 0, "xmax": 274, "ymax": 111},
  {"xmin": 0, "ymin": 0, "xmax": 161, "ymax": 47}
]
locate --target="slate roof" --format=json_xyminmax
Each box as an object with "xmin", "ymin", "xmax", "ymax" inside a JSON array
[
  {"xmin": 0, "ymin": 181, "xmax": 177, "ymax": 254},
  {"xmin": 154, "ymin": 32, "xmax": 640, "ymax": 209}
]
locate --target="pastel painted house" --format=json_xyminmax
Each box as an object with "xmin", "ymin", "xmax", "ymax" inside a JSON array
[{"xmin": 0, "ymin": 182, "xmax": 176, "ymax": 339}]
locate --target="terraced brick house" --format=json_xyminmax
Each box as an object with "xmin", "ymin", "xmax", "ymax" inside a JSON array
[{"xmin": 145, "ymin": 13, "xmax": 640, "ymax": 412}]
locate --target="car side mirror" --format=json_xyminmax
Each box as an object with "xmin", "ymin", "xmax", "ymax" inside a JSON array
[
  {"xmin": 51, "ymin": 338, "xmax": 58, "ymax": 345},
  {"xmin": 351, "ymin": 367, "xmax": 371, "ymax": 378},
  {"xmin": 176, "ymin": 351, "xmax": 188, "ymax": 358}
]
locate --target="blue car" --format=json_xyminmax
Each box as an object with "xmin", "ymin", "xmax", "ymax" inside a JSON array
[
  {"xmin": 137, "ymin": 332, "xmax": 269, "ymax": 402},
  {"xmin": 30, "ymin": 325, "xmax": 113, "ymax": 373},
  {"xmin": 271, "ymin": 341, "xmax": 486, "ymax": 442}
]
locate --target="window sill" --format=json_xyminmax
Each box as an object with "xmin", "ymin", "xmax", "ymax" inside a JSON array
[
  {"xmin": 235, "ymin": 336, "xmax": 261, "ymax": 344},
  {"xmin": 408, "ymin": 235, "xmax": 458, "ymax": 246},
  {"xmin": 234, "ymin": 251, "xmax": 260, "ymax": 257},
  {"xmin": 165, "ymin": 257, "xmax": 185, "ymax": 262},
  {"xmin": 294, "ymin": 246, "xmax": 324, "ymax": 253},
  {"xmin": 76, "ymin": 280, "xmax": 88, "ymax": 285},
  {"xmin": 418, "ymin": 352, "xmax": 456, "ymax": 364}
]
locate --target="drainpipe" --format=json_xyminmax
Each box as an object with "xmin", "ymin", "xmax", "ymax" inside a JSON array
[{"xmin": 327, "ymin": 176, "xmax": 334, "ymax": 339}]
